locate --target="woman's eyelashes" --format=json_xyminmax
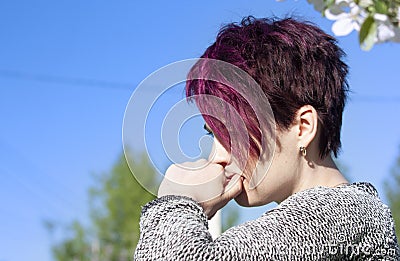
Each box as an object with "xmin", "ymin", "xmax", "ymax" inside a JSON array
[{"xmin": 203, "ymin": 124, "xmax": 214, "ymax": 137}]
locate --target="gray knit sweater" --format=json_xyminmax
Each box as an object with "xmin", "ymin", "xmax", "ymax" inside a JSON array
[{"xmin": 134, "ymin": 182, "xmax": 400, "ymax": 260}]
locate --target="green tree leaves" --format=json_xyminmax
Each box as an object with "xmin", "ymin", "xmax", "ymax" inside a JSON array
[
  {"xmin": 49, "ymin": 152, "xmax": 156, "ymax": 261},
  {"xmin": 359, "ymin": 15, "xmax": 378, "ymax": 50},
  {"xmin": 287, "ymin": 0, "xmax": 400, "ymax": 50},
  {"xmin": 52, "ymin": 221, "xmax": 91, "ymax": 261},
  {"xmin": 385, "ymin": 147, "xmax": 400, "ymax": 239}
]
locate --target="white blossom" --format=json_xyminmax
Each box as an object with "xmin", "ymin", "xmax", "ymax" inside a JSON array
[
  {"xmin": 277, "ymin": 0, "xmax": 400, "ymax": 47},
  {"xmin": 373, "ymin": 14, "xmax": 400, "ymax": 43},
  {"xmin": 325, "ymin": 0, "xmax": 364, "ymax": 36},
  {"xmin": 398, "ymin": 6, "xmax": 400, "ymax": 21},
  {"xmin": 357, "ymin": 0, "xmax": 373, "ymax": 8},
  {"xmin": 374, "ymin": 14, "xmax": 393, "ymax": 42}
]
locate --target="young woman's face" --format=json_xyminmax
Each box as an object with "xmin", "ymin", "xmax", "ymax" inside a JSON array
[{"xmin": 207, "ymin": 125, "xmax": 300, "ymax": 206}]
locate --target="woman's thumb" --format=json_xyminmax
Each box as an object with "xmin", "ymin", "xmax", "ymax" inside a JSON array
[{"xmin": 223, "ymin": 175, "xmax": 243, "ymax": 201}]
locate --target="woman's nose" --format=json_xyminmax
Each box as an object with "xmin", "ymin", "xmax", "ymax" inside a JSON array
[{"xmin": 209, "ymin": 137, "xmax": 231, "ymax": 167}]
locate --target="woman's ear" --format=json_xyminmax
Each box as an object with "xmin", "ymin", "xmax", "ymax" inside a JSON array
[{"xmin": 296, "ymin": 105, "xmax": 318, "ymax": 148}]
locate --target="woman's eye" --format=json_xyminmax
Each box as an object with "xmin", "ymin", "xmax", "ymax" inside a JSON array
[
  {"xmin": 203, "ymin": 124, "xmax": 214, "ymax": 137},
  {"xmin": 206, "ymin": 130, "xmax": 214, "ymax": 137}
]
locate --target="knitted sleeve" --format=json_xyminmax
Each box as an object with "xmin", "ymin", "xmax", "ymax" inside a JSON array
[
  {"xmin": 133, "ymin": 183, "xmax": 400, "ymax": 260},
  {"xmin": 133, "ymin": 195, "xmax": 262, "ymax": 260}
]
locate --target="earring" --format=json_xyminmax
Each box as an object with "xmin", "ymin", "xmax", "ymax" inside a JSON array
[{"xmin": 299, "ymin": 146, "xmax": 307, "ymax": 157}]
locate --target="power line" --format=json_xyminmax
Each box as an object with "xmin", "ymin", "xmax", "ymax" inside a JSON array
[
  {"xmin": 1, "ymin": 69, "xmax": 400, "ymax": 103},
  {"xmin": 0, "ymin": 139, "xmax": 86, "ymax": 216},
  {"xmin": 0, "ymin": 69, "xmax": 134, "ymax": 90}
]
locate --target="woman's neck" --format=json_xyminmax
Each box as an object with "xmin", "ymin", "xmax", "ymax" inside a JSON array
[{"xmin": 292, "ymin": 155, "xmax": 349, "ymax": 196}]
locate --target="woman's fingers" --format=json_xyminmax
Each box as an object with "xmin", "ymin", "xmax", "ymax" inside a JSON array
[
  {"xmin": 223, "ymin": 174, "xmax": 243, "ymax": 200},
  {"xmin": 158, "ymin": 160, "xmax": 225, "ymax": 201},
  {"xmin": 201, "ymin": 174, "xmax": 243, "ymax": 219},
  {"xmin": 158, "ymin": 160, "xmax": 243, "ymax": 218}
]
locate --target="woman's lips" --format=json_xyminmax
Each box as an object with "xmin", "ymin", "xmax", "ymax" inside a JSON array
[
  {"xmin": 224, "ymin": 176, "xmax": 232, "ymax": 187},
  {"xmin": 223, "ymin": 172, "xmax": 240, "ymax": 187}
]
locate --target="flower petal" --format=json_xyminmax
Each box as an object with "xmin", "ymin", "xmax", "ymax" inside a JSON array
[
  {"xmin": 358, "ymin": 0, "xmax": 373, "ymax": 8},
  {"xmin": 373, "ymin": 13, "xmax": 388, "ymax": 22},
  {"xmin": 334, "ymin": 0, "xmax": 352, "ymax": 4},
  {"xmin": 332, "ymin": 18, "xmax": 356, "ymax": 36},
  {"xmin": 376, "ymin": 22, "xmax": 395, "ymax": 42},
  {"xmin": 349, "ymin": 3, "xmax": 360, "ymax": 16}
]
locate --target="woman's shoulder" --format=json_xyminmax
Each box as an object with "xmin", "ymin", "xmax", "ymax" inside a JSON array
[
  {"xmin": 278, "ymin": 182, "xmax": 378, "ymax": 206},
  {"xmin": 233, "ymin": 181, "xmax": 395, "ymax": 242},
  {"xmin": 254, "ymin": 181, "xmax": 395, "ymax": 241},
  {"xmin": 273, "ymin": 182, "xmax": 386, "ymax": 217},
  {"xmin": 229, "ymin": 182, "xmax": 384, "ymax": 229},
  {"xmin": 222, "ymin": 182, "xmax": 399, "ymax": 259}
]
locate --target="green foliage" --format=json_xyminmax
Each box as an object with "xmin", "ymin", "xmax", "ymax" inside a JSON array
[
  {"xmin": 221, "ymin": 201, "xmax": 240, "ymax": 232},
  {"xmin": 385, "ymin": 147, "xmax": 400, "ymax": 239},
  {"xmin": 373, "ymin": 0, "xmax": 388, "ymax": 14},
  {"xmin": 52, "ymin": 221, "xmax": 91, "ymax": 261},
  {"xmin": 49, "ymin": 152, "xmax": 157, "ymax": 261},
  {"xmin": 301, "ymin": 0, "xmax": 400, "ymax": 50},
  {"xmin": 359, "ymin": 15, "xmax": 378, "ymax": 51}
]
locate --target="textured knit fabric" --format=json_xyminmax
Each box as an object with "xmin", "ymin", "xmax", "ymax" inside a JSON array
[{"xmin": 134, "ymin": 182, "xmax": 400, "ymax": 260}]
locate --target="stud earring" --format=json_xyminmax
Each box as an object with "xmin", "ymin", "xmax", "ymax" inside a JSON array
[{"xmin": 299, "ymin": 146, "xmax": 307, "ymax": 157}]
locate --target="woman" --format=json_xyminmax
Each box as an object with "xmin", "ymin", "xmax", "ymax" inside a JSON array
[{"xmin": 134, "ymin": 17, "xmax": 400, "ymax": 260}]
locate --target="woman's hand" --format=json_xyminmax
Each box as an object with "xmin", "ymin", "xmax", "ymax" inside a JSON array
[{"xmin": 158, "ymin": 159, "xmax": 243, "ymax": 219}]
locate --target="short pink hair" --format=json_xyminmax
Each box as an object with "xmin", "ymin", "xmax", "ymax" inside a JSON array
[{"xmin": 186, "ymin": 16, "xmax": 349, "ymax": 162}]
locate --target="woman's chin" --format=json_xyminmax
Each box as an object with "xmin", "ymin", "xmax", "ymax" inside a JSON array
[
  {"xmin": 233, "ymin": 190, "xmax": 262, "ymax": 207},
  {"xmin": 233, "ymin": 186, "xmax": 274, "ymax": 207}
]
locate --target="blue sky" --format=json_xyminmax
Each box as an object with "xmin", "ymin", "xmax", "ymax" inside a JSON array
[{"xmin": 1, "ymin": 1, "xmax": 400, "ymax": 260}]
